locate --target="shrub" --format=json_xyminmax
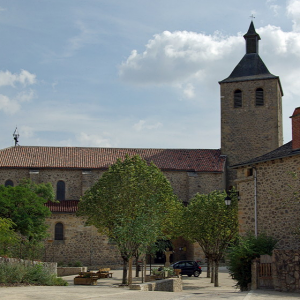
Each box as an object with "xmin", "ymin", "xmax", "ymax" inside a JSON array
[
  {"xmin": 227, "ymin": 233, "xmax": 278, "ymax": 291},
  {"xmin": 0, "ymin": 262, "xmax": 68, "ymax": 286}
]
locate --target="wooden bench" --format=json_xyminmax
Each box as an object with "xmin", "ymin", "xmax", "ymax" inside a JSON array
[
  {"xmin": 97, "ymin": 268, "xmax": 113, "ymax": 278},
  {"xmin": 74, "ymin": 272, "xmax": 99, "ymax": 285}
]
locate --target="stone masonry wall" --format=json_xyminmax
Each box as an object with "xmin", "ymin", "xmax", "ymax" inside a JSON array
[
  {"xmin": 45, "ymin": 213, "xmax": 123, "ymax": 268},
  {"xmin": 220, "ymin": 78, "xmax": 283, "ymax": 187},
  {"xmin": 235, "ymin": 155, "xmax": 300, "ymax": 249},
  {"xmin": 0, "ymin": 168, "xmax": 224, "ymax": 202},
  {"xmin": 272, "ymin": 250, "xmax": 300, "ymax": 292}
]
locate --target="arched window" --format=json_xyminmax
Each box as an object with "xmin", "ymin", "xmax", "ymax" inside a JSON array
[
  {"xmin": 234, "ymin": 90, "xmax": 242, "ymax": 108},
  {"xmin": 55, "ymin": 223, "xmax": 64, "ymax": 240},
  {"xmin": 5, "ymin": 180, "xmax": 14, "ymax": 187},
  {"xmin": 256, "ymin": 88, "xmax": 264, "ymax": 106},
  {"xmin": 56, "ymin": 180, "xmax": 65, "ymax": 201}
]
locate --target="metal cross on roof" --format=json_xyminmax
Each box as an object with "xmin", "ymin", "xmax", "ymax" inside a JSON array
[{"xmin": 250, "ymin": 14, "xmax": 255, "ymax": 20}]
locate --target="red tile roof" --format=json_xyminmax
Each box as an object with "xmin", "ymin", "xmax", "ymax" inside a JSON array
[
  {"xmin": 45, "ymin": 200, "xmax": 79, "ymax": 213},
  {"xmin": 0, "ymin": 146, "xmax": 225, "ymax": 172}
]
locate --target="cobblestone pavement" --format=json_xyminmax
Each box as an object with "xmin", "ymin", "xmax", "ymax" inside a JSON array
[{"xmin": 0, "ymin": 268, "xmax": 299, "ymax": 300}]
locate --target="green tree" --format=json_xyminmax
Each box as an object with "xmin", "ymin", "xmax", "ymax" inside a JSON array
[
  {"xmin": 0, "ymin": 179, "xmax": 54, "ymax": 259},
  {"xmin": 0, "ymin": 217, "xmax": 20, "ymax": 256},
  {"xmin": 77, "ymin": 155, "xmax": 180, "ymax": 284},
  {"xmin": 227, "ymin": 233, "xmax": 278, "ymax": 291},
  {"xmin": 182, "ymin": 190, "xmax": 238, "ymax": 287}
]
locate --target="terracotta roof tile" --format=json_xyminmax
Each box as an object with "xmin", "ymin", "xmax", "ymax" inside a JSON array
[{"xmin": 0, "ymin": 146, "xmax": 226, "ymax": 172}]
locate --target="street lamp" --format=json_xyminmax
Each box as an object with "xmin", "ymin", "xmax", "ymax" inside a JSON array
[
  {"xmin": 224, "ymin": 191, "xmax": 239, "ymax": 206},
  {"xmin": 224, "ymin": 196, "xmax": 232, "ymax": 206}
]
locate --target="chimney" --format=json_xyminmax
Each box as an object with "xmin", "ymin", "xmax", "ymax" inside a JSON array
[{"xmin": 290, "ymin": 107, "xmax": 300, "ymax": 150}]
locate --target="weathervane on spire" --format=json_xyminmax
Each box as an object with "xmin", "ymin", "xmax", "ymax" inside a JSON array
[
  {"xmin": 250, "ymin": 14, "xmax": 255, "ymax": 20},
  {"xmin": 13, "ymin": 127, "xmax": 19, "ymax": 146}
]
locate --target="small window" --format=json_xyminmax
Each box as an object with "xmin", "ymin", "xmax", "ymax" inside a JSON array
[
  {"xmin": 56, "ymin": 180, "xmax": 65, "ymax": 201},
  {"xmin": 256, "ymin": 88, "xmax": 264, "ymax": 106},
  {"xmin": 55, "ymin": 223, "xmax": 64, "ymax": 240},
  {"xmin": 5, "ymin": 180, "xmax": 14, "ymax": 187},
  {"xmin": 246, "ymin": 168, "xmax": 253, "ymax": 177},
  {"xmin": 234, "ymin": 90, "xmax": 242, "ymax": 108}
]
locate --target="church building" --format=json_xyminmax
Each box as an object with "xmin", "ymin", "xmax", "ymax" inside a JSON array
[{"xmin": 0, "ymin": 22, "xmax": 295, "ymax": 266}]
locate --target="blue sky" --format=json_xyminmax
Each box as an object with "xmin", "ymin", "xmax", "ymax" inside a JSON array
[{"xmin": 0, "ymin": 0, "xmax": 298, "ymax": 149}]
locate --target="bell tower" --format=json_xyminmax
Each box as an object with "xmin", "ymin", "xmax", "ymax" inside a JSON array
[{"xmin": 219, "ymin": 21, "xmax": 283, "ymax": 187}]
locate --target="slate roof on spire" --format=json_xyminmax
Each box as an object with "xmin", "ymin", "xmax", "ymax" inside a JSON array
[
  {"xmin": 219, "ymin": 21, "xmax": 282, "ymax": 93},
  {"xmin": 243, "ymin": 21, "xmax": 261, "ymax": 40}
]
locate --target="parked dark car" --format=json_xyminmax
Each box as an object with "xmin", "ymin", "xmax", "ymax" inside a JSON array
[{"xmin": 171, "ymin": 260, "xmax": 202, "ymax": 277}]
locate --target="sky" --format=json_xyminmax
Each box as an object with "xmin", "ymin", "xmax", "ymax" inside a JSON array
[{"xmin": 0, "ymin": 0, "xmax": 299, "ymax": 150}]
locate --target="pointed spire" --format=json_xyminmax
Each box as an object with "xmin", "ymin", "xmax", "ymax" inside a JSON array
[{"xmin": 243, "ymin": 21, "xmax": 261, "ymax": 54}]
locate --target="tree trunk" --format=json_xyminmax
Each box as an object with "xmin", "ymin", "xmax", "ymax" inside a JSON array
[
  {"xmin": 211, "ymin": 259, "xmax": 215, "ymax": 283},
  {"xmin": 135, "ymin": 255, "xmax": 139, "ymax": 277},
  {"xmin": 214, "ymin": 259, "xmax": 219, "ymax": 287},
  {"xmin": 128, "ymin": 257, "xmax": 133, "ymax": 285},
  {"xmin": 207, "ymin": 257, "xmax": 211, "ymax": 278},
  {"xmin": 122, "ymin": 257, "xmax": 128, "ymax": 285}
]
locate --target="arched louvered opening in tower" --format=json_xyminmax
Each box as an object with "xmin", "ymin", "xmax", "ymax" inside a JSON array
[
  {"xmin": 234, "ymin": 90, "xmax": 242, "ymax": 108},
  {"xmin": 256, "ymin": 88, "xmax": 264, "ymax": 106}
]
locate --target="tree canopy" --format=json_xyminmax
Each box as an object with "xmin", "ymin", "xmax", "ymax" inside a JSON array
[
  {"xmin": 77, "ymin": 155, "xmax": 181, "ymax": 284},
  {"xmin": 0, "ymin": 217, "xmax": 20, "ymax": 256},
  {"xmin": 181, "ymin": 190, "xmax": 238, "ymax": 286},
  {"xmin": 0, "ymin": 179, "xmax": 54, "ymax": 242}
]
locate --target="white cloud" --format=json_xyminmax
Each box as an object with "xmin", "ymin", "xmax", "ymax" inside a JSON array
[
  {"xmin": 266, "ymin": 0, "xmax": 281, "ymax": 16},
  {"xmin": 133, "ymin": 120, "xmax": 163, "ymax": 131},
  {"xmin": 0, "ymin": 69, "xmax": 36, "ymax": 87},
  {"xmin": 15, "ymin": 89, "xmax": 36, "ymax": 102},
  {"xmin": 287, "ymin": 0, "xmax": 300, "ymax": 31},
  {"xmin": 64, "ymin": 21, "xmax": 98, "ymax": 57},
  {"xmin": 182, "ymin": 83, "xmax": 195, "ymax": 99},
  {"xmin": 119, "ymin": 30, "xmax": 242, "ymax": 87},
  {"xmin": 76, "ymin": 132, "xmax": 112, "ymax": 147},
  {"xmin": 0, "ymin": 94, "xmax": 20, "ymax": 114}
]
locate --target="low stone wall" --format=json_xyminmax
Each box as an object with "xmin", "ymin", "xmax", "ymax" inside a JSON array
[
  {"xmin": 272, "ymin": 250, "xmax": 300, "ymax": 292},
  {"xmin": 57, "ymin": 267, "xmax": 88, "ymax": 276},
  {"xmin": 0, "ymin": 257, "xmax": 57, "ymax": 275},
  {"xmin": 129, "ymin": 278, "xmax": 182, "ymax": 292}
]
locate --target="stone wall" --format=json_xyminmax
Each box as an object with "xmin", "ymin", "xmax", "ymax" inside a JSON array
[
  {"xmin": 235, "ymin": 154, "xmax": 300, "ymax": 249},
  {"xmin": 252, "ymin": 250, "xmax": 300, "ymax": 293},
  {"xmin": 45, "ymin": 213, "xmax": 123, "ymax": 268},
  {"xmin": 272, "ymin": 250, "xmax": 300, "ymax": 292},
  {"xmin": 129, "ymin": 277, "xmax": 182, "ymax": 292},
  {"xmin": 220, "ymin": 78, "xmax": 283, "ymax": 187},
  {"xmin": 0, "ymin": 257, "xmax": 57, "ymax": 275},
  {"xmin": 0, "ymin": 169, "xmax": 224, "ymax": 203}
]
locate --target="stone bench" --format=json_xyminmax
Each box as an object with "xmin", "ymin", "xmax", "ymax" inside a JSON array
[{"xmin": 129, "ymin": 278, "xmax": 182, "ymax": 292}]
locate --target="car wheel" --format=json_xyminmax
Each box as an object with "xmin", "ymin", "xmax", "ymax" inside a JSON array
[{"xmin": 193, "ymin": 270, "xmax": 200, "ymax": 277}]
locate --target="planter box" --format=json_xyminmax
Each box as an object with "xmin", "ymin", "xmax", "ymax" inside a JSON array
[
  {"xmin": 74, "ymin": 277, "xmax": 98, "ymax": 285},
  {"xmin": 58, "ymin": 267, "xmax": 87, "ymax": 276},
  {"xmin": 145, "ymin": 275, "xmax": 157, "ymax": 282}
]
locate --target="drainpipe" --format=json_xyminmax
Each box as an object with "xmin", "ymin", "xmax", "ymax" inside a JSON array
[{"xmin": 253, "ymin": 166, "xmax": 258, "ymax": 237}]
